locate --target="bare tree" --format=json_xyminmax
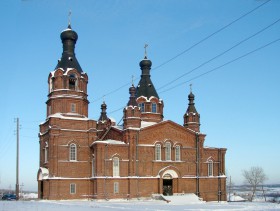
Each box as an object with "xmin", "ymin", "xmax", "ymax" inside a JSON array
[{"xmin": 242, "ymin": 166, "xmax": 267, "ymax": 201}]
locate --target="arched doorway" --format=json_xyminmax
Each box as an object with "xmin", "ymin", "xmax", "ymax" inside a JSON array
[{"xmin": 163, "ymin": 173, "xmax": 173, "ymax": 196}]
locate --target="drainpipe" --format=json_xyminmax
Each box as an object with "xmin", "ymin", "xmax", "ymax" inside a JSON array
[
  {"xmin": 136, "ymin": 131, "xmax": 139, "ymax": 198},
  {"xmin": 104, "ymin": 144, "xmax": 108, "ymax": 200},
  {"xmin": 195, "ymin": 132, "xmax": 200, "ymax": 197},
  {"xmin": 218, "ymin": 149, "xmax": 221, "ymax": 202}
]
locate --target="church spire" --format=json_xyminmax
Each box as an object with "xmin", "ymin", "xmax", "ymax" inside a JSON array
[
  {"xmin": 136, "ymin": 44, "xmax": 159, "ymax": 99},
  {"xmin": 98, "ymin": 101, "xmax": 108, "ymax": 122},
  {"xmin": 127, "ymin": 76, "xmax": 138, "ymax": 107},
  {"xmin": 55, "ymin": 16, "xmax": 83, "ymax": 73},
  {"xmin": 184, "ymin": 84, "xmax": 200, "ymax": 132}
]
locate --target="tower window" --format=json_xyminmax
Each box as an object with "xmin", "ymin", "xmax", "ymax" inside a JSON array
[
  {"xmin": 155, "ymin": 144, "xmax": 161, "ymax": 160},
  {"xmin": 69, "ymin": 74, "xmax": 76, "ymax": 90},
  {"xmin": 152, "ymin": 103, "xmax": 157, "ymax": 113},
  {"xmin": 71, "ymin": 103, "xmax": 76, "ymax": 113},
  {"xmin": 69, "ymin": 143, "xmax": 77, "ymax": 161},
  {"xmin": 138, "ymin": 103, "xmax": 145, "ymax": 112}
]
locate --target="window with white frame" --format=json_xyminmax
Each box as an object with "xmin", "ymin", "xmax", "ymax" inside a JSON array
[
  {"xmin": 71, "ymin": 103, "xmax": 76, "ymax": 113},
  {"xmin": 165, "ymin": 142, "xmax": 171, "ymax": 161},
  {"xmin": 152, "ymin": 103, "xmax": 157, "ymax": 113},
  {"xmin": 208, "ymin": 160, "xmax": 213, "ymax": 176},
  {"xmin": 138, "ymin": 103, "xmax": 145, "ymax": 112},
  {"xmin": 113, "ymin": 157, "xmax": 119, "ymax": 177},
  {"xmin": 114, "ymin": 182, "xmax": 119, "ymax": 193},
  {"xmin": 69, "ymin": 143, "xmax": 77, "ymax": 161},
  {"xmin": 155, "ymin": 144, "xmax": 161, "ymax": 160},
  {"xmin": 175, "ymin": 145, "xmax": 180, "ymax": 161},
  {"xmin": 70, "ymin": 183, "xmax": 76, "ymax": 194}
]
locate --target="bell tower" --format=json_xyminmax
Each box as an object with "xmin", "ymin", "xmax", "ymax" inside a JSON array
[
  {"xmin": 38, "ymin": 23, "xmax": 96, "ymax": 200},
  {"xmin": 46, "ymin": 24, "xmax": 89, "ymax": 118}
]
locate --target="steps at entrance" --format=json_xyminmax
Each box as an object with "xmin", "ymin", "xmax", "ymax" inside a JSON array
[{"xmin": 154, "ymin": 193, "xmax": 205, "ymax": 204}]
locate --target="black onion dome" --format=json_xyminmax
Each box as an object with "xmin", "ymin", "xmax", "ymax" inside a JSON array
[
  {"xmin": 188, "ymin": 92, "xmax": 195, "ymax": 100},
  {"xmin": 127, "ymin": 85, "xmax": 138, "ymax": 106},
  {"xmin": 187, "ymin": 92, "xmax": 198, "ymax": 114},
  {"xmin": 99, "ymin": 101, "xmax": 108, "ymax": 122},
  {"xmin": 60, "ymin": 27, "xmax": 78, "ymax": 43},
  {"xmin": 139, "ymin": 56, "xmax": 152, "ymax": 70},
  {"xmin": 136, "ymin": 56, "xmax": 159, "ymax": 99},
  {"xmin": 55, "ymin": 24, "xmax": 83, "ymax": 73}
]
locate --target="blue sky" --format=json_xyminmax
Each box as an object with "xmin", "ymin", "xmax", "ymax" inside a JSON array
[{"xmin": 0, "ymin": 0, "xmax": 279, "ymax": 191}]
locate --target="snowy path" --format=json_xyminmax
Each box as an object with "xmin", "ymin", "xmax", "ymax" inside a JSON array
[{"xmin": 0, "ymin": 200, "xmax": 280, "ymax": 211}]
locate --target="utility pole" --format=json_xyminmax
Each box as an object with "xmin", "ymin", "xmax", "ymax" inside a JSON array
[{"xmin": 15, "ymin": 117, "xmax": 19, "ymax": 200}]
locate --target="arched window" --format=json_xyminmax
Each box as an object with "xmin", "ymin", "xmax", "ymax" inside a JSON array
[
  {"xmin": 69, "ymin": 74, "xmax": 77, "ymax": 90},
  {"xmin": 69, "ymin": 143, "xmax": 77, "ymax": 161},
  {"xmin": 113, "ymin": 157, "xmax": 119, "ymax": 177},
  {"xmin": 175, "ymin": 145, "xmax": 180, "ymax": 161},
  {"xmin": 155, "ymin": 144, "xmax": 161, "ymax": 160},
  {"xmin": 208, "ymin": 160, "xmax": 213, "ymax": 176},
  {"xmin": 165, "ymin": 142, "xmax": 171, "ymax": 161}
]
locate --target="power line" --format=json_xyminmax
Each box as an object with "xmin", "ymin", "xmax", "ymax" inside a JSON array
[
  {"xmin": 159, "ymin": 37, "xmax": 280, "ymax": 94},
  {"xmin": 106, "ymin": 38, "xmax": 279, "ymax": 114},
  {"xmin": 152, "ymin": 0, "xmax": 271, "ymax": 72},
  {"xmin": 90, "ymin": 0, "xmax": 271, "ymax": 104},
  {"xmin": 157, "ymin": 17, "xmax": 280, "ymax": 91}
]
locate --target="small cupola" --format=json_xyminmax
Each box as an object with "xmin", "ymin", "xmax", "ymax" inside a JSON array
[
  {"xmin": 98, "ymin": 101, "xmax": 109, "ymax": 123},
  {"xmin": 123, "ymin": 83, "xmax": 141, "ymax": 129},
  {"xmin": 184, "ymin": 85, "xmax": 200, "ymax": 132}
]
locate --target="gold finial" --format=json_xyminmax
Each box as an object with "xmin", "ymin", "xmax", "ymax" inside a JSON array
[
  {"xmin": 190, "ymin": 84, "xmax": 192, "ymax": 93},
  {"xmin": 68, "ymin": 10, "xmax": 72, "ymax": 27},
  {"xmin": 131, "ymin": 75, "xmax": 134, "ymax": 86},
  {"xmin": 144, "ymin": 44, "xmax": 148, "ymax": 58}
]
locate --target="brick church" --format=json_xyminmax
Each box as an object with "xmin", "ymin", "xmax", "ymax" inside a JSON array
[{"xmin": 38, "ymin": 24, "xmax": 227, "ymax": 201}]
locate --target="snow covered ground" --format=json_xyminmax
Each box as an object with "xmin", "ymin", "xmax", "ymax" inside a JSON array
[{"xmin": 1, "ymin": 199, "xmax": 280, "ymax": 211}]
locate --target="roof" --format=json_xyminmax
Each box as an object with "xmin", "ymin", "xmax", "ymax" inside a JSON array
[
  {"xmin": 136, "ymin": 57, "xmax": 159, "ymax": 99},
  {"xmin": 55, "ymin": 25, "xmax": 83, "ymax": 73}
]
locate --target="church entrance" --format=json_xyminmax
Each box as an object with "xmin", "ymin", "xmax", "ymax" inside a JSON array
[{"xmin": 162, "ymin": 173, "xmax": 173, "ymax": 196}]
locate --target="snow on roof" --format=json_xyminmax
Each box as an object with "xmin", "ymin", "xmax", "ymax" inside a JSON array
[
  {"xmin": 48, "ymin": 113, "xmax": 89, "ymax": 121},
  {"xmin": 94, "ymin": 139, "xmax": 126, "ymax": 145},
  {"xmin": 38, "ymin": 167, "xmax": 49, "ymax": 180},
  {"xmin": 108, "ymin": 117, "xmax": 116, "ymax": 123},
  {"xmin": 49, "ymin": 94, "xmax": 84, "ymax": 100},
  {"xmin": 141, "ymin": 121, "xmax": 157, "ymax": 128},
  {"xmin": 113, "ymin": 125, "xmax": 123, "ymax": 130},
  {"xmin": 136, "ymin": 96, "xmax": 163, "ymax": 103}
]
